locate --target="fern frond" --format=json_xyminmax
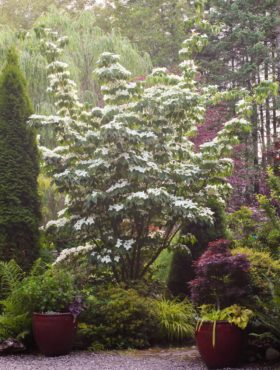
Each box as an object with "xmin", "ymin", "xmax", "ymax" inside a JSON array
[{"xmin": 0, "ymin": 260, "xmax": 23, "ymax": 296}]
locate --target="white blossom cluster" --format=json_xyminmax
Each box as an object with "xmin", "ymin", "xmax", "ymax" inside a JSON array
[
  {"xmin": 46, "ymin": 217, "xmax": 69, "ymax": 230},
  {"xmin": 73, "ymin": 217, "xmax": 95, "ymax": 231},
  {"xmin": 53, "ymin": 244, "xmax": 95, "ymax": 265},
  {"xmin": 116, "ymin": 239, "xmax": 135, "ymax": 251}
]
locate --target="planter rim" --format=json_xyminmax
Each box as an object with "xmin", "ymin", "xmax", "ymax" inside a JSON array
[
  {"xmin": 197, "ymin": 320, "xmax": 233, "ymax": 324},
  {"xmin": 33, "ymin": 312, "xmax": 73, "ymax": 317}
]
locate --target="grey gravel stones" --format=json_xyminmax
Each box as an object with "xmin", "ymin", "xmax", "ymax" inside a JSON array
[
  {"xmin": 0, "ymin": 351, "xmax": 203, "ymax": 370},
  {"xmin": 0, "ymin": 347, "xmax": 278, "ymax": 370}
]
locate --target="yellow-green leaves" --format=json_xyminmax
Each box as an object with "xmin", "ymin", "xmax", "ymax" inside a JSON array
[{"xmin": 253, "ymin": 81, "xmax": 278, "ymax": 105}]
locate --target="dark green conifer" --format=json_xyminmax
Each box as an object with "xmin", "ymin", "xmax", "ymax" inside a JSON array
[
  {"xmin": 168, "ymin": 200, "xmax": 227, "ymax": 298},
  {"xmin": 0, "ymin": 49, "xmax": 40, "ymax": 270}
]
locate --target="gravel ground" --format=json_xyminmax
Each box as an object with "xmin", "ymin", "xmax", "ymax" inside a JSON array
[{"xmin": 0, "ymin": 347, "xmax": 278, "ymax": 370}]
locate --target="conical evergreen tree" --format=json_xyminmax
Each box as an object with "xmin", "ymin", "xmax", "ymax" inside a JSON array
[
  {"xmin": 168, "ymin": 200, "xmax": 227, "ymax": 298},
  {"xmin": 0, "ymin": 49, "xmax": 40, "ymax": 270}
]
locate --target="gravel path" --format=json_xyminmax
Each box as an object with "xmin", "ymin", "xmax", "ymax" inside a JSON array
[{"xmin": 0, "ymin": 347, "xmax": 278, "ymax": 370}]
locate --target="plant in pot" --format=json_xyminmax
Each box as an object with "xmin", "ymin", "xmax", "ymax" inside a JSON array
[
  {"xmin": 190, "ymin": 239, "xmax": 253, "ymax": 369},
  {"xmin": 27, "ymin": 268, "xmax": 84, "ymax": 356}
]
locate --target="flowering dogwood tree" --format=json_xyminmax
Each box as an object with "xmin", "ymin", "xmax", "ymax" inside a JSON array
[{"xmin": 30, "ymin": 3, "xmax": 273, "ymax": 283}]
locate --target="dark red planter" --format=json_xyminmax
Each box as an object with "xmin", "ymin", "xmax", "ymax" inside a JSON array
[
  {"xmin": 196, "ymin": 321, "xmax": 244, "ymax": 369},
  {"xmin": 32, "ymin": 312, "xmax": 77, "ymax": 356}
]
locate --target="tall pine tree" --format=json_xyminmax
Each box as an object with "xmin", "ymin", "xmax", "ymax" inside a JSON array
[
  {"xmin": 0, "ymin": 49, "xmax": 40, "ymax": 270},
  {"xmin": 198, "ymin": 0, "xmax": 280, "ymax": 204}
]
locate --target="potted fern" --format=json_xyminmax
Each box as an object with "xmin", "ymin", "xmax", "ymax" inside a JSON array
[{"xmin": 190, "ymin": 240, "xmax": 253, "ymax": 369}]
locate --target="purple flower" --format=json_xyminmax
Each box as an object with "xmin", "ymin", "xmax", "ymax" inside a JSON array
[{"xmin": 69, "ymin": 296, "xmax": 86, "ymax": 320}]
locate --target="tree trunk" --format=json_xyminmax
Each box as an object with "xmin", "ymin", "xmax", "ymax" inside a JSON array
[{"xmin": 275, "ymin": 23, "xmax": 280, "ymax": 83}]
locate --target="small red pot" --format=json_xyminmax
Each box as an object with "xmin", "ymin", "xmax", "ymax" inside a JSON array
[
  {"xmin": 196, "ymin": 321, "xmax": 244, "ymax": 369},
  {"xmin": 32, "ymin": 312, "xmax": 77, "ymax": 356}
]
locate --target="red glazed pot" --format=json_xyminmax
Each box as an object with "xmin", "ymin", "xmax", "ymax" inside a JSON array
[
  {"xmin": 196, "ymin": 321, "xmax": 244, "ymax": 369},
  {"xmin": 32, "ymin": 312, "xmax": 77, "ymax": 356}
]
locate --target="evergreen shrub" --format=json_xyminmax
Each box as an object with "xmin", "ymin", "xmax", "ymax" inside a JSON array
[
  {"xmin": 77, "ymin": 287, "xmax": 157, "ymax": 350},
  {"xmin": 0, "ymin": 49, "xmax": 40, "ymax": 270},
  {"xmin": 232, "ymin": 246, "xmax": 280, "ymax": 304}
]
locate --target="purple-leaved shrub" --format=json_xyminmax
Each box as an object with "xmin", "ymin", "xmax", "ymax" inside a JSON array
[{"xmin": 190, "ymin": 239, "xmax": 250, "ymax": 308}]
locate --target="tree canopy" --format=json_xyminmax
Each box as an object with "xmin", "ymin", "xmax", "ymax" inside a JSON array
[{"xmin": 29, "ymin": 4, "xmax": 270, "ymax": 282}]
